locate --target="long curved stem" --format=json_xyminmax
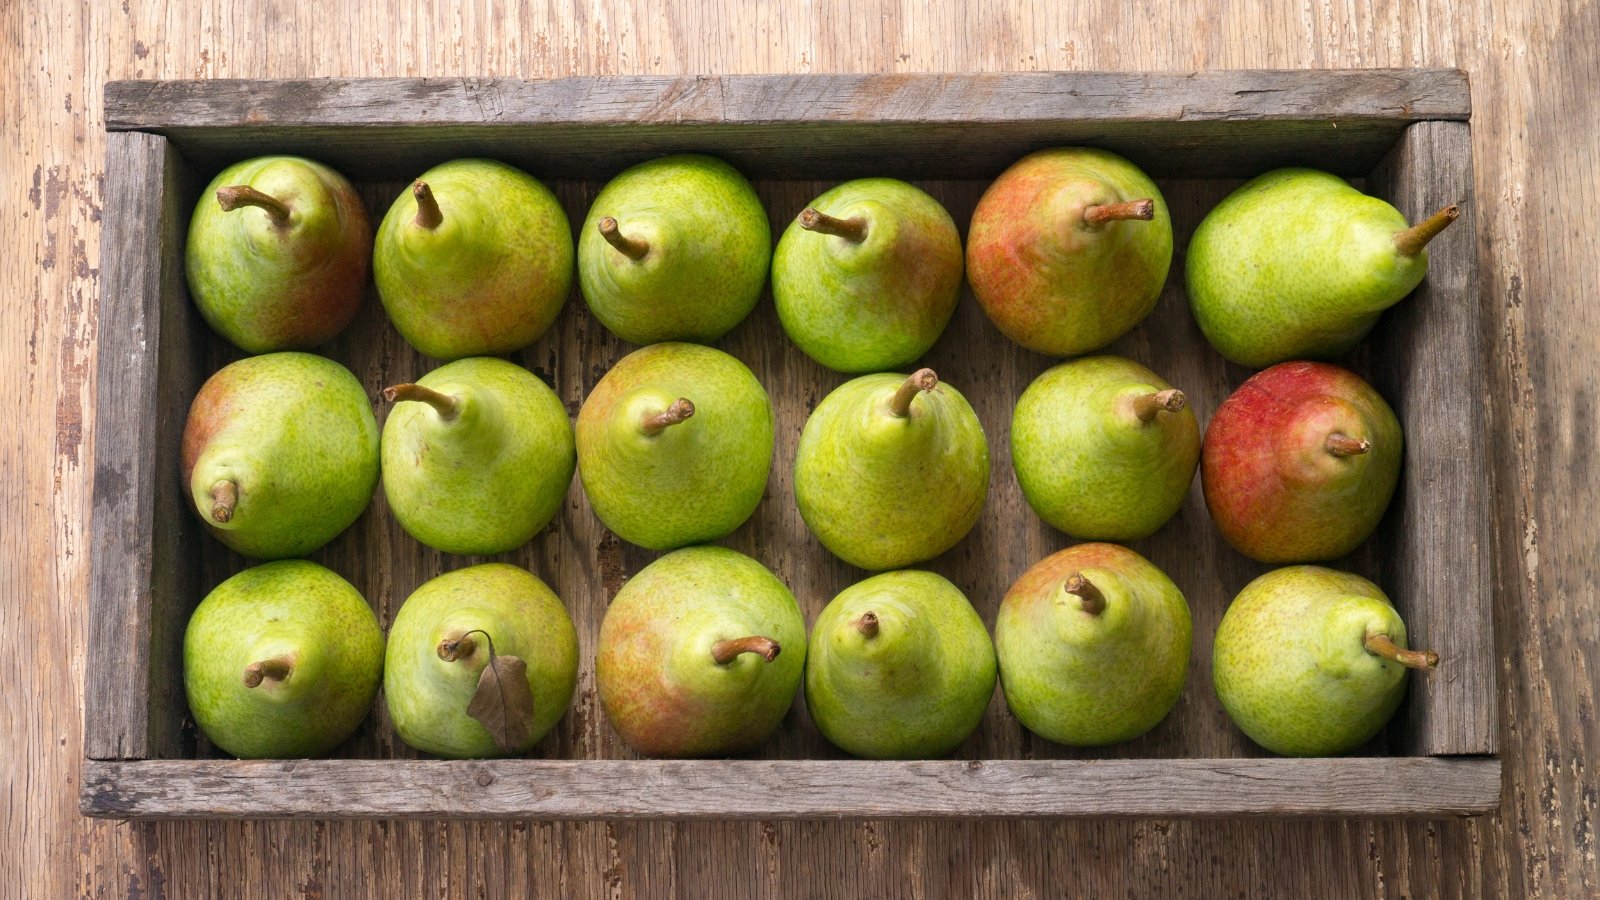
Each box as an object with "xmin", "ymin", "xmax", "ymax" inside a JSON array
[
  {"xmin": 598, "ymin": 217, "xmax": 650, "ymax": 260},
  {"xmin": 641, "ymin": 398, "xmax": 695, "ymax": 436},
  {"xmin": 1083, "ymin": 199, "xmax": 1155, "ymax": 225},
  {"xmin": 1365, "ymin": 632, "xmax": 1439, "ymax": 669},
  {"xmin": 889, "ymin": 368, "xmax": 939, "ymax": 418},
  {"xmin": 383, "ymin": 383, "xmax": 460, "ymax": 420},
  {"xmin": 216, "ymin": 185, "xmax": 291, "ymax": 224},
  {"xmin": 1394, "ymin": 204, "xmax": 1461, "ymax": 257},
  {"xmin": 711, "ymin": 636, "xmax": 781, "ymax": 664},
  {"xmin": 799, "ymin": 207, "xmax": 868, "ymax": 242}
]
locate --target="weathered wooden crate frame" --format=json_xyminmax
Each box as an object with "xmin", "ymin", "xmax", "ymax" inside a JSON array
[{"xmin": 83, "ymin": 71, "xmax": 1498, "ymax": 820}]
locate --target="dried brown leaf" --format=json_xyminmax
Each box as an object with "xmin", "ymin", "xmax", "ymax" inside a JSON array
[{"xmin": 466, "ymin": 652, "xmax": 535, "ymax": 753}]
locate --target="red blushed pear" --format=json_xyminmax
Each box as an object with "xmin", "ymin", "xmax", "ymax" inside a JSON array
[
  {"xmin": 186, "ymin": 156, "xmax": 371, "ymax": 353},
  {"xmin": 596, "ymin": 547, "xmax": 806, "ymax": 758},
  {"xmin": 966, "ymin": 147, "xmax": 1172, "ymax": 357},
  {"xmin": 1202, "ymin": 362, "xmax": 1402, "ymax": 563}
]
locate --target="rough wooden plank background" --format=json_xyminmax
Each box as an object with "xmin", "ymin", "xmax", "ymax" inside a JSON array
[{"xmin": 5, "ymin": 0, "xmax": 1596, "ymax": 897}]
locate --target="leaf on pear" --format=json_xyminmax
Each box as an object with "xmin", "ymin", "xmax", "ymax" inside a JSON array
[{"xmin": 466, "ymin": 653, "xmax": 535, "ymax": 753}]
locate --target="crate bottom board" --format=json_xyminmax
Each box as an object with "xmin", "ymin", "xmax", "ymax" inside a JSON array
[{"xmin": 81, "ymin": 756, "xmax": 1500, "ymax": 819}]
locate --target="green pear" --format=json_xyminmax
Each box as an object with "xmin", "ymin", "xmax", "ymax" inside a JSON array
[
  {"xmin": 965, "ymin": 147, "xmax": 1172, "ymax": 356},
  {"xmin": 186, "ymin": 156, "xmax": 371, "ymax": 353},
  {"xmin": 596, "ymin": 546, "xmax": 805, "ymax": 757},
  {"xmin": 578, "ymin": 154, "xmax": 771, "ymax": 344},
  {"xmin": 374, "ymin": 159, "xmax": 573, "ymax": 360},
  {"xmin": 181, "ymin": 352, "xmax": 379, "ymax": 559},
  {"xmin": 184, "ymin": 560, "xmax": 383, "ymax": 758},
  {"xmin": 1213, "ymin": 566, "xmax": 1437, "ymax": 756},
  {"xmin": 793, "ymin": 369, "xmax": 989, "ymax": 570},
  {"xmin": 805, "ymin": 570, "xmax": 996, "ymax": 759},
  {"xmin": 995, "ymin": 543, "xmax": 1191, "ymax": 746},
  {"xmin": 380, "ymin": 357, "xmax": 575, "ymax": 555},
  {"xmin": 1011, "ymin": 355, "xmax": 1199, "ymax": 541},
  {"xmin": 772, "ymin": 178, "xmax": 963, "ymax": 373},
  {"xmin": 576, "ymin": 343, "xmax": 773, "ymax": 550},
  {"xmin": 385, "ymin": 563, "xmax": 578, "ymax": 758},
  {"xmin": 1187, "ymin": 168, "xmax": 1461, "ymax": 367}
]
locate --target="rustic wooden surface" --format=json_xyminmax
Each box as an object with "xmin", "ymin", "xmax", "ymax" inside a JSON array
[{"xmin": 6, "ymin": 0, "xmax": 1597, "ymax": 897}]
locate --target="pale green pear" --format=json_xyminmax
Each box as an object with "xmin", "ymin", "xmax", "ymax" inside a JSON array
[
  {"xmin": 381, "ymin": 357, "xmax": 575, "ymax": 556},
  {"xmin": 793, "ymin": 369, "xmax": 989, "ymax": 570},
  {"xmin": 1187, "ymin": 167, "xmax": 1460, "ymax": 367},
  {"xmin": 1213, "ymin": 566, "xmax": 1437, "ymax": 756},
  {"xmin": 805, "ymin": 571, "xmax": 995, "ymax": 759}
]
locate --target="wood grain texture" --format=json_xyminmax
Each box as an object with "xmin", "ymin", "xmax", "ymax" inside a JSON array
[
  {"xmin": 1364, "ymin": 120, "xmax": 1496, "ymax": 756},
  {"xmin": 7, "ymin": 0, "xmax": 1598, "ymax": 897},
  {"xmin": 96, "ymin": 72, "xmax": 1471, "ymax": 180},
  {"xmin": 80, "ymin": 757, "xmax": 1501, "ymax": 820},
  {"xmin": 85, "ymin": 132, "xmax": 202, "ymax": 761}
]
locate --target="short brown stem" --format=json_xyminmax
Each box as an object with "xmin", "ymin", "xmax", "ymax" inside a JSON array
[
  {"xmin": 242, "ymin": 655, "xmax": 294, "ymax": 688},
  {"xmin": 1365, "ymin": 632, "xmax": 1439, "ymax": 670},
  {"xmin": 216, "ymin": 185, "xmax": 291, "ymax": 224},
  {"xmin": 888, "ymin": 368, "xmax": 939, "ymax": 418},
  {"xmin": 1326, "ymin": 432, "xmax": 1371, "ymax": 457},
  {"xmin": 1064, "ymin": 573, "xmax": 1106, "ymax": 616},
  {"xmin": 1083, "ymin": 199, "xmax": 1155, "ymax": 226},
  {"xmin": 412, "ymin": 180, "xmax": 443, "ymax": 229},
  {"xmin": 640, "ymin": 398, "xmax": 695, "ymax": 436},
  {"xmin": 853, "ymin": 612, "xmax": 880, "ymax": 638},
  {"xmin": 712, "ymin": 636, "xmax": 781, "ymax": 664},
  {"xmin": 383, "ymin": 383, "xmax": 460, "ymax": 420},
  {"xmin": 1132, "ymin": 388, "xmax": 1186, "ymax": 423},
  {"xmin": 798, "ymin": 207, "xmax": 868, "ymax": 243},
  {"xmin": 598, "ymin": 216, "xmax": 650, "ymax": 260},
  {"xmin": 438, "ymin": 630, "xmax": 491, "ymax": 663},
  {"xmin": 209, "ymin": 480, "xmax": 237, "ymax": 524},
  {"xmin": 1394, "ymin": 204, "xmax": 1461, "ymax": 257}
]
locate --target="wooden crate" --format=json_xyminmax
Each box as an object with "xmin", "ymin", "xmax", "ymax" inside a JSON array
[{"xmin": 83, "ymin": 71, "xmax": 1498, "ymax": 820}]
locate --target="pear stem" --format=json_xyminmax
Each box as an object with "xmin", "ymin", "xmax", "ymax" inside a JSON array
[
  {"xmin": 208, "ymin": 480, "xmax": 237, "ymax": 524},
  {"xmin": 438, "ymin": 629, "xmax": 495, "ymax": 663},
  {"xmin": 216, "ymin": 185, "xmax": 291, "ymax": 224},
  {"xmin": 242, "ymin": 655, "xmax": 294, "ymax": 688},
  {"xmin": 383, "ymin": 383, "xmax": 460, "ymax": 420},
  {"xmin": 598, "ymin": 216, "xmax": 650, "ymax": 260},
  {"xmin": 712, "ymin": 636, "xmax": 781, "ymax": 664},
  {"xmin": 640, "ymin": 398, "xmax": 695, "ymax": 436},
  {"xmin": 1083, "ymin": 199, "xmax": 1155, "ymax": 226},
  {"xmin": 1365, "ymin": 632, "xmax": 1439, "ymax": 670},
  {"xmin": 1132, "ymin": 388, "xmax": 1186, "ymax": 423},
  {"xmin": 798, "ymin": 207, "xmax": 868, "ymax": 243},
  {"xmin": 888, "ymin": 368, "xmax": 939, "ymax": 418},
  {"xmin": 412, "ymin": 180, "xmax": 443, "ymax": 229},
  {"xmin": 1394, "ymin": 204, "xmax": 1461, "ymax": 257},
  {"xmin": 1064, "ymin": 573, "xmax": 1106, "ymax": 616},
  {"xmin": 1326, "ymin": 432, "xmax": 1371, "ymax": 457},
  {"xmin": 853, "ymin": 612, "xmax": 880, "ymax": 638}
]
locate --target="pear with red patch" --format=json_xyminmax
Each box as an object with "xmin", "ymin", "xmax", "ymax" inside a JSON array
[
  {"xmin": 186, "ymin": 156, "xmax": 370, "ymax": 353},
  {"xmin": 596, "ymin": 547, "xmax": 805, "ymax": 758},
  {"xmin": 1202, "ymin": 362, "xmax": 1402, "ymax": 563},
  {"xmin": 966, "ymin": 147, "xmax": 1172, "ymax": 357}
]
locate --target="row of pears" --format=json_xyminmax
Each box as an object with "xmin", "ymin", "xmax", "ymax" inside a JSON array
[
  {"xmin": 187, "ymin": 543, "xmax": 1433, "ymax": 762},
  {"xmin": 181, "ymin": 345, "xmax": 1402, "ymax": 571},
  {"xmin": 185, "ymin": 149, "xmax": 1456, "ymax": 373}
]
